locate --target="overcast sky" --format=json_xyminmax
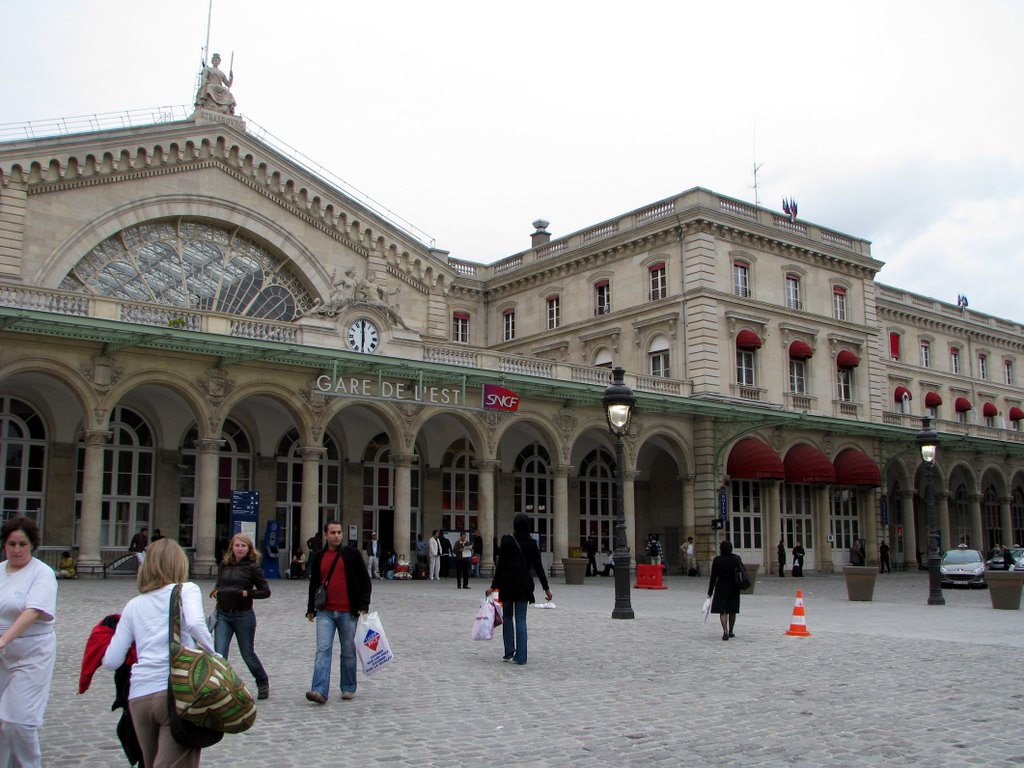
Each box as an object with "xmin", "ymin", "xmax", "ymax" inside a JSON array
[{"xmin": 2, "ymin": 1, "xmax": 1022, "ymax": 320}]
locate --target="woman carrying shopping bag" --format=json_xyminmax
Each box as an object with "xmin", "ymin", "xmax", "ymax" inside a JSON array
[{"xmin": 488, "ymin": 513, "xmax": 551, "ymax": 666}]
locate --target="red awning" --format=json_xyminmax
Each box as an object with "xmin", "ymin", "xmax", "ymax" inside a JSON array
[
  {"xmin": 955, "ymin": 397, "xmax": 973, "ymax": 413},
  {"xmin": 726, "ymin": 438, "xmax": 784, "ymax": 480},
  {"xmin": 736, "ymin": 330, "xmax": 762, "ymax": 350},
  {"xmin": 836, "ymin": 350, "xmax": 860, "ymax": 369},
  {"xmin": 784, "ymin": 444, "xmax": 837, "ymax": 484},
  {"xmin": 833, "ymin": 449, "xmax": 881, "ymax": 486},
  {"xmin": 925, "ymin": 391, "xmax": 943, "ymax": 408},
  {"xmin": 789, "ymin": 340, "xmax": 814, "ymax": 360},
  {"xmin": 983, "ymin": 402, "xmax": 998, "ymax": 418},
  {"xmin": 893, "ymin": 386, "xmax": 912, "ymax": 403},
  {"xmin": 1009, "ymin": 406, "xmax": 1024, "ymax": 422}
]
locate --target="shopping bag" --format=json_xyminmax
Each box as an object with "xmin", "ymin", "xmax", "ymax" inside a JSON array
[
  {"xmin": 701, "ymin": 596, "xmax": 712, "ymax": 624},
  {"xmin": 354, "ymin": 611, "xmax": 394, "ymax": 674},
  {"xmin": 472, "ymin": 600, "xmax": 496, "ymax": 641}
]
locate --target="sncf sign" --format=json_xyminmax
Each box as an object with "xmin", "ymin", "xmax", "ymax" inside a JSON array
[{"xmin": 482, "ymin": 384, "xmax": 520, "ymax": 412}]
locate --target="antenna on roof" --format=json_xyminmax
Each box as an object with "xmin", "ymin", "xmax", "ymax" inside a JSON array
[
  {"xmin": 203, "ymin": 0, "xmax": 213, "ymax": 66},
  {"xmin": 752, "ymin": 162, "xmax": 763, "ymax": 207}
]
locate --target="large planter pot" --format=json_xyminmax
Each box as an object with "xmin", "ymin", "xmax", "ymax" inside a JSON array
[
  {"xmin": 741, "ymin": 564, "xmax": 759, "ymax": 594},
  {"xmin": 843, "ymin": 565, "xmax": 877, "ymax": 601},
  {"xmin": 562, "ymin": 557, "xmax": 588, "ymax": 585},
  {"xmin": 986, "ymin": 570, "xmax": 1024, "ymax": 610}
]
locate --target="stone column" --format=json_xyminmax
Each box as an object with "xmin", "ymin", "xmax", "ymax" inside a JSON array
[
  {"xmin": 900, "ymin": 489, "xmax": 918, "ymax": 569},
  {"xmin": 552, "ymin": 465, "xmax": 571, "ymax": 565},
  {"xmin": 862, "ymin": 488, "xmax": 879, "ymax": 569},
  {"xmin": 969, "ymin": 493, "xmax": 984, "ymax": 551},
  {"xmin": 766, "ymin": 481, "xmax": 780, "ymax": 573},
  {"xmin": 476, "ymin": 460, "xmax": 499, "ymax": 576},
  {"xmin": 999, "ymin": 496, "xmax": 1013, "ymax": 549},
  {"xmin": 937, "ymin": 492, "xmax": 951, "ymax": 552},
  {"xmin": 77, "ymin": 429, "xmax": 111, "ymax": 572},
  {"xmin": 193, "ymin": 438, "xmax": 224, "ymax": 575},
  {"xmin": 299, "ymin": 447, "xmax": 325, "ymax": 554},
  {"xmin": 815, "ymin": 486, "xmax": 833, "ymax": 573},
  {"xmin": 624, "ymin": 470, "xmax": 638, "ymax": 565},
  {"xmin": 682, "ymin": 474, "xmax": 696, "ymax": 542},
  {"xmin": 392, "ymin": 453, "xmax": 415, "ymax": 562}
]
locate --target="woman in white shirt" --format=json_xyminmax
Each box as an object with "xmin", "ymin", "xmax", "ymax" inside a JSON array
[
  {"xmin": 0, "ymin": 516, "xmax": 57, "ymax": 768},
  {"xmin": 103, "ymin": 538, "xmax": 216, "ymax": 768}
]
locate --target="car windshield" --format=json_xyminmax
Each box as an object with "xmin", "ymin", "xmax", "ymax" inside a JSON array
[{"xmin": 942, "ymin": 550, "xmax": 981, "ymax": 565}]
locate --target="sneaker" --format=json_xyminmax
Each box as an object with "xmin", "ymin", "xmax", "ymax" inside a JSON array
[
  {"xmin": 305, "ymin": 691, "xmax": 327, "ymax": 704},
  {"xmin": 502, "ymin": 653, "xmax": 515, "ymax": 662},
  {"xmin": 341, "ymin": 692, "xmax": 355, "ymax": 701}
]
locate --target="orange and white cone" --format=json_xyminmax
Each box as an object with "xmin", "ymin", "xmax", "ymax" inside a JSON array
[{"xmin": 784, "ymin": 590, "xmax": 811, "ymax": 637}]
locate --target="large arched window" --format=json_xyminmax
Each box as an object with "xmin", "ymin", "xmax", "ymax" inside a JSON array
[
  {"xmin": 76, "ymin": 406, "xmax": 154, "ymax": 548},
  {"xmin": 1012, "ymin": 487, "xmax": 1024, "ymax": 548},
  {"xmin": 359, "ymin": 433, "xmax": 421, "ymax": 552},
  {"xmin": 578, "ymin": 449, "xmax": 615, "ymax": 553},
  {"xmin": 982, "ymin": 485, "xmax": 1000, "ymax": 553},
  {"xmin": 0, "ymin": 397, "xmax": 47, "ymax": 527},
  {"xmin": 61, "ymin": 219, "xmax": 315, "ymax": 320},
  {"xmin": 952, "ymin": 483, "xmax": 971, "ymax": 548},
  {"xmin": 442, "ymin": 438, "xmax": 478, "ymax": 532},
  {"xmin": 514, "ymin": 444, "xmax": 551, "ymax": 553},
  {"xmin": 277, "ymin": 429, "xmax": 342, "ymax": 557}
]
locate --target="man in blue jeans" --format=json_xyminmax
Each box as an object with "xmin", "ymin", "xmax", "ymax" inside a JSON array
[{"xmin": 305, "ymin": 520, "xmax": 372, "ymax": 703}]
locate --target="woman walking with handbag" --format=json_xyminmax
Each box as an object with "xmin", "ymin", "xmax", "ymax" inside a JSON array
[
  {"xmin": 707, "ymin": 539, "xmax": 743, "ymax": 641},
  {"xmin": 210, "ymin": 533, "xmax": 271, "ymax": 699},
  {"xmin": 488, "ymin": 513, "xmax": 552, "ymax": 666},
  {"xmin": 102, "ymin": 537, "xmax": 216, "ymax": 767}
]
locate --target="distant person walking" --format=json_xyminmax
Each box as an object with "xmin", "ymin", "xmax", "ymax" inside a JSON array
[
  {"xmin": 489, "ymin": 513, "xmax": 552, "ymax": 666},
  {"xmin": 792, "ymin": 541, "xmax": 805, "ymax": 577},
  {"xmin": 777, "ymin": 537, "xmax": 786, "ymax": 577},
  {"xmin": 879, "ymin": 541, "xmax": 891, "ymax": 573},
  {"xmin": 707, "ymin": 540, "xmax": 743, "ymax": 641},
  {"xmin": 428, "ymin": 530, "xmax": 441, "ymax": 580}
]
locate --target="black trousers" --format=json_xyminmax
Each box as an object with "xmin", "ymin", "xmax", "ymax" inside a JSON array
[{"xmin": 455, "ymin": 557, "xmax": 470, "ymax": 587}]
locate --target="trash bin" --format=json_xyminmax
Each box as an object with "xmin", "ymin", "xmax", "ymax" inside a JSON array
[
  {"xmin": 986, "ymin": 570, "xmax": 1024, "ymax": 610},
  {"xmin": 843, "ymin": 565, "xmax": 877, "ymax": 601},
  {"xmin": 562, "ymin": 557, "xmax": 588, "ymax": 585}
]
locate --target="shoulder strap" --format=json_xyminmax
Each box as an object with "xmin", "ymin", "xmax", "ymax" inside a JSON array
[
  {"xmin": 322, "ymin": 547, "xmax": 343, "ymax": 586},
  {"xmin": 168, "ymin": 583, "xmax": 183, "ymax": 655}
]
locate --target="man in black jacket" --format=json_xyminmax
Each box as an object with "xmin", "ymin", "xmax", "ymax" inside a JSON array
[{"xmin": 305, "ymin": 521, "xmax": 371, "ymax": 704}]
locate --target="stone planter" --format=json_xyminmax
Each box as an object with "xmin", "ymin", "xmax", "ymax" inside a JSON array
[
  {"xmin": 740, "ymin": 564, "xmax": 759, "ymax": 594},
  {"xmin": 562, "ymin": 557, "xmax": 589, "ymax": 585},
  {"xmin": 843, "ymin": 565, "xmax": 877, "ymax": 601},
  {"xmin": 986, "ymin": 570, "xmax": 1024, "ymax": 610}
]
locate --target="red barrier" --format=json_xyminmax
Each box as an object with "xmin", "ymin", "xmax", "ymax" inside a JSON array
[{"xmin": 634, "ymin": 563, "xmax": 667, "ymax": 590}]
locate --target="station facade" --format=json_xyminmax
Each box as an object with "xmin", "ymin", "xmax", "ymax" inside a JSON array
[{"xmin": 2, "ymin": 106, "xmax": 1023, "ymax": 576}]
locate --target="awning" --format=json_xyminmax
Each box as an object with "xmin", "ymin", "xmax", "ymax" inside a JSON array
[
  {"xmin": 1009, "ymin": 406, "xmax": 1024, "ymax": 422},
  {"xmin": 836, "ymin": 350, "xmax": 860, "ymax": 369},
  {"xmin": 788, "ymin": 340, "xmax": 814, "ymax": 360},
  {"xmin": 736, "ymin": 330, "xmax": 762, "ymax": 350},
  {"xmin": 983, "ymin": 402, "xmax": 998, "ymax": 418},
  {"xmin": 833, "ymin": 448, "xmax": 881, "ymax": 486},
  {"xmin": 925, "ymin": 391, "xmax": 943, "ymax": 408},
  {"xmin": 784, "ymin": 444, "xmax": 836, "ymax": 484},
  {"xmin": 893, "ymin": 386, "xmax": 912, "ymax": 403},
  {"xmin": 955, "ymin": 397, "xmax": 973, "ymax": 413},
  {"xmin": 726, "ymin": 438, "xmax": 784, "ymax": 480}
]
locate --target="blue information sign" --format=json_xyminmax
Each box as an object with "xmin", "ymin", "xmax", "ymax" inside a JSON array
[
  {"xmin": 719, "ymin": 488, "xmax": 728, "ymax": 522},
  {"xmin": 880, "ymin": 494, "xmax": 889, "ymax": 526}
]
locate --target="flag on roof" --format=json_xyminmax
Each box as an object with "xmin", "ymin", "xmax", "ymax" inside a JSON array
[
  {"xmin": 957, "ymin": 294, "xmax": 969, "ymax": 311},
  {"xmin": 782, "ymin": 197, "xmax": 798, "ymax": 223}
]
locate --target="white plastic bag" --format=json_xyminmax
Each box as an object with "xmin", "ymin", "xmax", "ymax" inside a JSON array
[
  {"xmin": 472, "ymin": 600, "xmax": 496, "ymax": 641},
  {"xmin": 354, "ymin": 611, "xmax": 394, "ymax": 674},
  {"xmin": 701, "ymin": 597, "xmax": 712, "ymax": 624}
]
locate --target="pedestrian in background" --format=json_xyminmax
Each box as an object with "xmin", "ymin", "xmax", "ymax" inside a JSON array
[
  {"xmin": 879, "ymin": 541, "xmax": 891, "ymax": 573},
  {"xmin": 707, "ymin": 539, "xmax": 742, "ymax": 641},
  {"xmin": 489, "ymin": 513, "xmax": 552, "ymax": 666},
  {"xmin": 0, "ymin": 516, "xmax": 57, "ymax": 768},
  {"xmin": 777, "ymin": 537, "xmax": 786, "ymax": 577},
  {"xmin": 792, "ymin": 540, "xmax": 805, "ymax": 577},
  {"xmin": 850, "ymin": 538, "xmax": 866, "ymax": 566},
  {"xmin": 471, "ymin": 528, "xmax": 484, "ymax": 577},
  {"xmin": 102, "ymin": 538, "xmax": 215, "ymax": 768},
  {"xmin": 428, "ymin": 529, "xmax": 441, "ymax": 580},
  {"xmin": 364, "ymin": 531, "xmax": 382, "ymax": 580},
  {"xmin": 585, "ymin": 537, "xmax": 598, "ymax": 577},
  {"xmin": 211, "ymin": 532, "xmax": 271, "ymax": 699},
  {"xmin": 454, "ymin": 532, "xmax": 472, "ymax": 589},
  {"xmin": 440, "ymin": 532, "xmax": 453, "ymax": 578}
]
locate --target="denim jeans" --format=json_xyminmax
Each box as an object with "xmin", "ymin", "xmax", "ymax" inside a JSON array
[
  {"xmin": 311, "ymin": 610, "xmax": 357, "ymax": 697},
  {"xmin": 214, "ymin": 609, "xmax": 268, "ymax": 688},
  {"xmin": 501, "ymin": 600, "xmax": 529, "ymax": 664}
]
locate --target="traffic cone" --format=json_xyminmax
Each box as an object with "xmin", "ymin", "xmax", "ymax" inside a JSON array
[{"xmin": 784, "ymin": 590, "xmax": 811, "ymax": 637}]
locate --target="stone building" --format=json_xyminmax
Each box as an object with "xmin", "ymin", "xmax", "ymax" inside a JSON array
[{"xmin": 2, "ymin": 102, "xmax": 1022, "ymax": 577}]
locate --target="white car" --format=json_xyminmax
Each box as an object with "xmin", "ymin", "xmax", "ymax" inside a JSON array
[{"xmin": 939, "ymin": 548, "xmax": 987, "ymax": 588}]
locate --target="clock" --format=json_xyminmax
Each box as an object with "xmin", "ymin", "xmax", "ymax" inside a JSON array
[{"xmin": 346, "ymin": 318, "xmax": 380, "ymax": 353}]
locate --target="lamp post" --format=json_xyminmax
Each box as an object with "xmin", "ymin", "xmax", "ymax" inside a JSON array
[
  {"xmin": 603, "ymin": 366, "xmax": 636, "ymax": 620},
  {"xmin": 915, "ymin": 416, "xmax": 945, "ymax": 606}
]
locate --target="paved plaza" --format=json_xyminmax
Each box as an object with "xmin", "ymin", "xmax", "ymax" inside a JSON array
[{"xmin": 42, "ymin": 568, "xmax": 1022, "ymax": 767}]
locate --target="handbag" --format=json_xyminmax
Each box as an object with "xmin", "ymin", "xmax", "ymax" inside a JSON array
[
  {"xmin": 313, "ymin": 548, "xmax": 343, "ymax": 611},
  {"xmin": 354, "ymin": 611, "xmax": 394, "ymax": 674},
  {"xmin": 167, "ymin": 584, "xmax": 256, "ymax": 746},
  {"xmin": 734, "ymin": 560, "xmax": 751, "ymax": 591}
]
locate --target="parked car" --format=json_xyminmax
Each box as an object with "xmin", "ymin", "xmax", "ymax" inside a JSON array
[
  {"xmin": 939, "ymin": 548, "xmax": 987, "ymax": 588},
  {"xmin": 986, "ymin": 547, "xmax": 1024, "ymax": 571}
]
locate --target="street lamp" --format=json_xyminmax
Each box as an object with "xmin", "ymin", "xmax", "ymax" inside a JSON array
[
  {"xmin": 602, "ymin": 366, "xmax": 636, "ymax": 620},
  {"xmin": 915, "ymin": 416, "xmax": 945, "ymax": 606}
]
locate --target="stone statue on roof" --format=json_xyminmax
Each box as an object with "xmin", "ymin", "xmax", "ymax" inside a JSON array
[{"xmin": 195, "ymin": 53, "xmax": 236, "ymax": 114}]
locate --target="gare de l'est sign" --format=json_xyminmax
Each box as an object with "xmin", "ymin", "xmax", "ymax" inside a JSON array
[{"xmin": 315, "ymin": 375, "xmax": 521, "ymax": 413}]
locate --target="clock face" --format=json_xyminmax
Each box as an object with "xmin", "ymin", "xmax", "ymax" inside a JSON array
[{"xmin": 346, "ymin": 319, "xmax": 380, "ymax": 353}]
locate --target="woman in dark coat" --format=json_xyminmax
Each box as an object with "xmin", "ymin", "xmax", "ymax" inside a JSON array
[
  {"xmin": 489, "ymin": 513, "xmax": 552, "ymax": 665},
  {"xmin": 707, "ymin": 539, "xmax": 742, "ymax": 641}
]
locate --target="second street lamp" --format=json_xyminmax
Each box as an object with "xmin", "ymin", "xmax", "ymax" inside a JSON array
[
  {"xmin": 916, "ymin": 416, "xmax": 945, "ymax": 606},
  {"xmin": 603, "ymin": 366, "xmax": 636, "ymax": 620}
]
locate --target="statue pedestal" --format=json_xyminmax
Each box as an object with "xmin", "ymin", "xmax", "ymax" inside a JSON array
[{"xmin": 191, "ymin": 108, "xmax": 245, "ymax": 130}]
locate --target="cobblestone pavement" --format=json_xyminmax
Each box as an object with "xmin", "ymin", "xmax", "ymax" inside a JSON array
[{"xmin": 43, "ymin": 569, "xmax": 1023, "ymax": 767}]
